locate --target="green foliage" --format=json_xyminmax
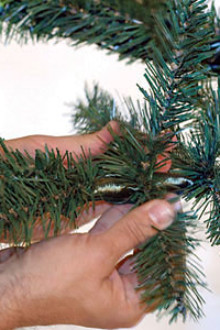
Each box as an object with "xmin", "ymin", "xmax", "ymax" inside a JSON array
[
  {"xmin": 0, "ymin": 0, "xmax": 218, "ymax": 66},
  {"xmin": 0, "ymin": 0, "xmax": 219, "ymax": 324},
  {"xmin": 135, "ymin": 212, "xmax": 205, "ymax": 322},
  {"xmin": 0, "ymin": 125, "xmax": 205, "ymax": 321},
  {"xmin": 0, "ymin": 141, "xmax": 78, "ymax": 243},
  {"xmin": 70, "ymin": 84, "xmax": 145, "ymax": 133},
  {"xmin": 170, "ymin": 79, "xmax": 220, "ymax": 245},
  {"xmin": 0, "ymin": 0, "xmax": 167, "ymax": 62},
  {"xmin": 70, "ymin": 84, "xmax": 121, "ymax": 133},
  {"xmin": 138, "ymin": 0, "xmax": 215, "ymax": 130},
  {"xmin": 69, "ymin": 0, "xmax": 219, "ymax": 321}
]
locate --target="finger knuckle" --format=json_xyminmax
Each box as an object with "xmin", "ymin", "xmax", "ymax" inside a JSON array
[
  {"xmin": 112, "ymin": 204, "xmax": 132, "ymax": 217},
  {"xmin": 125, "ymin": 218, "xmax": 148, "ymax": 245}
]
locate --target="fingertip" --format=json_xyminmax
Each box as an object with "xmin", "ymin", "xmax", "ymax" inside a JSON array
[
  {"xmin": 98, "ymin": 120, "xmax": 120, "ymax": 143},
  {"xmin": 105, "ymin": 120, "xmax": 121, "ymax": 134},
  {"xmin": 142, "ymin": 199, "xmax": 176, "ymax": 230},
  {"xmin": 156, "ymin": 155, "xmax": 172, "ymax": 173},
  {"xmin": 165, "ymin": 193, "xmax": 182, "ymax": 213}
]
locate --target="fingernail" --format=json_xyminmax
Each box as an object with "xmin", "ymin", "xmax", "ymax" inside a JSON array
[
  {"xmin": 165, "ymin": 194, "xmax": 182, "ymax": 213},
  {"xmin": 146, "ymin": 200, "xmax": 175, "ymax": 229}
]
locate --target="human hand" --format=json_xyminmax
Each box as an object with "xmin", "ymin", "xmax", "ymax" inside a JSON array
[
  {"xmin": 0, "ymin": 198, "xmax": 176, "ymax": 329},
  {"xmin": 0, "ymin": 122, "xmax": 175, "ymax": 243},
  {"xmin": 2, "ymin": 120, "xmax": 119, "ymax": 159},
  {"xmin": 0, "ymin": 122, "xmax": 119, "ymax": 242}
]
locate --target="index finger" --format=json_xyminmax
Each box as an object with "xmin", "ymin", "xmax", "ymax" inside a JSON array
[{"xmin": 1, "ymin": 121, "xmax": 120, "ymax": 159}]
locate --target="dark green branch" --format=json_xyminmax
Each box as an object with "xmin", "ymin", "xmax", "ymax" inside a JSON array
[
  {"xmin": 0, "ymin": 0, "xmax": 167, "ymax": 62},
  {"xmin": 0, "ymin": 128, "xmax": 205, "ymax": 321},
  {"xmin": 0, "ymin": 0, "xmax": 218, "ymax": 323},
  {"xmin": 138, "ymin": 0, "xmax": 215, "ymax": 132}
]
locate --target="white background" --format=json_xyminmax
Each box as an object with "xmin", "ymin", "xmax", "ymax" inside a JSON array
[{"xmin": 1, "ymin": 1, "xmax": 220, "ymax": 330}]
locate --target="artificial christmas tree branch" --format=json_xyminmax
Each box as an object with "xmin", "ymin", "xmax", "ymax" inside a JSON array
[
  {"xmin": 0, "ymin": 0, "xmax": 219, "ymax": 324},
  {"xmin": 0, "ymin": 125, "xmax": 205, "ymax": 321},
  {"xmin": 0, "ymin": 0, "xmax": 167, "ymax": 62},
  {"xmin": 1, "ymin": 0, "xmax": 219, "ymax": 67}
]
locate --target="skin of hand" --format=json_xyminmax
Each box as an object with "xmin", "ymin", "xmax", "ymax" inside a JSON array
[
  {"xmin": 0, "ymin": 121, "xmax": 175, "ymax": 242},
  {"xmin": 0, "ymin": 122, "xmax": 178, "ymax": 328},
  {"xmin": 2, "ymin": 121, "xmax": 120, "ymax": 163},
  {"xmin": 0, "ymin": 199, "xmax": 176, "ymax": 329},
  {"xmin": 0, "ymin": 122, "xmax": 119, "ymax": 242}
]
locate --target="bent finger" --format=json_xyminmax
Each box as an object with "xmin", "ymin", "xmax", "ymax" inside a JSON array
[
  {"xmin": 2, "ymin": 121, "xmax": 120, "ymax": 159},
  {"xmin": 71, "ymin": 120, "xmax": 120, "ymax": 158}
]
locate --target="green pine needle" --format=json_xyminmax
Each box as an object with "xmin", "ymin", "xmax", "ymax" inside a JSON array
[{"xmin": 0, "ymin": 0, "xmax": 220, "ymax": 324}]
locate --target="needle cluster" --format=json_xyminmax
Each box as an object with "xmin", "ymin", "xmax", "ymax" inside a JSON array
[{"xmin": 0, "ymin": 0, "xmax": 219, "ymax": 323}]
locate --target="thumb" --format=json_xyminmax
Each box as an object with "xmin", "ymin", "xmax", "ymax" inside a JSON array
[{"xmin": 100, "ymin": 199, "xmax": 176, "ymax": 268}]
